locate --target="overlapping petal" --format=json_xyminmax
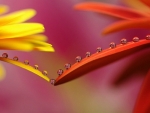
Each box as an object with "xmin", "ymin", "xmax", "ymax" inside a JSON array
[
  {"xmin": 140, "ymin": 0, "xmax": 150, "ymax": 7},
  {"xmin": 0, "ymin": 9, "xmax": 36, "ymax": 25},
  {"xmin": 74, "ymin": 2, "xmax": 149, "ymax": 20},
  {"xmin": 123, "ymin": 0, "xmax": 150, "ymax": 12},
  {"xmin": 102, "ymin": 18, "xmax": 150, "ymax": 35},
  {"xmin": 0, "ymin": 23, "xmax": 44, "ymax": 38}
]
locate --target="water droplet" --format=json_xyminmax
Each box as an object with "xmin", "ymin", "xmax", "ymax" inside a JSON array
[
  {"xmin": 2, "ymin": 53, "xmax": 8, "ymax": 58},
  {"xmin": 64, "ymin": 63, "xmax": 71, "ymax": 70},
  {"xmin": 24, "ymin": 60, "xmax": 29, "ymax": 65},
  {"xmin": 42, "ymin": 70, "xmax": 48, "ymax": 75},
  {"xmin": 50, "ymin": 79, "xmax": 55, "ymax": 85},
  {"xmin": 13, "ymin": 56, "xmax": 18, "ymax": 61},
  {"xmin": 86, "ymin": 52, "xmax": 91, "ymax": 57},
  {"xmin": 75, "ymin": 56, "xmax": 82, "ymax": 62},
  {"xmin": 110, "ymin": 42, "xmax": 116, "ymax": 49},
  {"xmin": 146, "ymin": 35, "xmax": 150, "ymax": 40},
  {"xmin": 57, "ymin": 69, "xmax": 63, "ymax": 75},
  {"xmin": 34, "ymin": 65, "xmax": 39, "ymax": 69},
  {"xmin": 97, "ymin": 47, "xmax": 102, "ymax": 52},
  {"xmin": 121, "ymin": 38, "xmax": 127, "ymax": 44},
  {"xmin": 133, "ymin": 37, "xmax": 139, "ymax": 42}
]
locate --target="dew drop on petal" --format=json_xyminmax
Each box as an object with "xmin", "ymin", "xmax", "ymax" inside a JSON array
[
  {"xmin": 42, "ymin": 70, "xmax": 48, "ymax": 76},
  {"xmin": 121, "ymin": 38, "xmax": 127, "ymax": 44},
  {"xmin": 34, "ymin": 65, "xmax": 39, "ymax": 69},
  {"xmin": 146, "ymin": 35, "xmax": 150, "ymax": 40},
  {"xmin": 24, "ymin": 60, "xmax": 29, "ymax": 65},
  {"xmin": 133, "ymin": 37, "xmax": 139, "ymax": 42},
  {"xmin": 57, "ymin": 69, "xmax": 63, "ymax": 75},
  {"xmin": 64, "ymin": 63, "xmax": 71, "ymax": 70},
  {"xmin": 2, "ymin": 53, "xmax": 8, "ymax": 58},
  {"xmin": 75, "ymin": 56, "xmax": 82, "ymax": 62},
  {"xmin": 110, "ymin": 42, "xmax": 116, "ymax": 49},
  {"xmin": 86, "ymin": 52, "xmax": 91, "ymax": 57},
  {"xmin": 13, "ymin": 56, "xmax": 18, "ymax": 61},
  {"xmin": 50, "ymin": 79, "xmax": 55, "ymax": 85},
  {"xmin": 97, "ymin": 47, "xmax": 102, "ymax": 53}
]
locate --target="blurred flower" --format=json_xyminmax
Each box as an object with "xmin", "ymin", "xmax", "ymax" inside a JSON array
[
  {"xmin": 0, "ymin": 5, "xmax": 54, "ymax": 81},
  {"xmin": 74, "ymin": 0, "xmax": 150, "ymax": 35}
]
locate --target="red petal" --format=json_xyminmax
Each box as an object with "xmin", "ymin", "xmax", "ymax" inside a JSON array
[
  {"xmin": 54, "ymin": 39, "xmax": 150, "ymax": 85},
  {"xmin": 141, "ymin": 0, "xmax": 150, "ymax": 7},
  {"xmin": 74, "ymin": 2, "xmax": 149, "ymax": 20},
  {"xmin": 134, "ymin": 69, "xmax": 150, "ymax": 113},
  {"xmin": 102, "ymin": 18, "xmax": 150, "ymax": 35}
]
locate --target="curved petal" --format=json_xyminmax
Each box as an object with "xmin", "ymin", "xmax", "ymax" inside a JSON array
[
  {"xmin": 17, "ymin": 34, "xmax": 48, "ymax": 41},
  {"xmin": 54, "ymin": 39, "xmax": 150, "ymax": 85},
  {"xmin": 123, "ymin": 0, "xmax": 150, "ymax": 12},
  {"xmin": 0, "ymin": 23, "xmax": 44, "ymax": 38},
  {"xmin": 0, "ymin": 9, "xmax": 36, "ymax": 25},
  {"xmin": 34, "ymin": 46, "xmax": 55, "ymax": 52},
  {"xmin": 0, "ymin": 57, "xmax": 50, "ymax": 82},
  {"xmin": 0, "ymin": 38, "xmax": 55, "ymax": 52},
  {"xmin": 74, "ymin": 2, "xmax": 149, "ymax": 20},
  {"xmin": 0, "ymin": 39, "xmax": 33, "ymax": 51},
  {"xmin": 102, "ymin": 18, "xmax": 150, "ymax": 35},
  {"xmin": 0, "ymin": 5, "xmax": 9, "ymax": 15},
  {"xmin": 133, "ymin": 69, "xmax": 150, "ymax": 113},
  {"xmin": 140, "ymin": 0, "xmax": 150, "ymax": 7}
]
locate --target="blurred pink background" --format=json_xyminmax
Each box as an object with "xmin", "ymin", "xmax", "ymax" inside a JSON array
[{"xmin": 0, "ymin": 0, "xmax": 149, "ymax": 113}]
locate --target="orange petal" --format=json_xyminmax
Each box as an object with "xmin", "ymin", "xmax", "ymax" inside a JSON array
[
  {"xmin": 102, "ymin": 18, "xmax": 150, "ymax": 35},
  {"xmin": 54, "ymin": 39, "xmax": 150, "ymax": 85},
  {"xmin": 133, "ymin": 69, "xmax": 150, "ymax": 113},
  {"xmin": 74, "ymin": 2, "xmax": 149, "ymax": 20},
  {"xmin": 140, "ymin": 0, "xmax": 150, "ymax": 7},
  {"xmin": 123, "ymin": 0, "xmax": 150, "ymax": 12}
]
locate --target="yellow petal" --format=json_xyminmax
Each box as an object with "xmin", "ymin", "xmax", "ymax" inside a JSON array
[
  {"xmin": 0, "ymin": 9, "xmax": 36, "ymax": 25},
  {"xmin": 0, "ymin": 5, "xmax": 9, "ymax": 15},
  {"xmin": 34, "ymin": 46, "xmax": 55, "ymax": 52},
  {"xmin": 0, "ymin": 57, "xmax": 50, "ymax": 82},
  {"xmin": 0, "ymin": 39, "xmax": 33, "ymax": 51},
  {"xmin": 16, "ymin": 34, "xmax": 48, "ymax": 41},
  {"xmin": 0, "ymin": 23, "xmax": 44, "ymax": 38},
  {"xmin": 0, "ymin": 63, "xmax": 5, "ymax": 81}
]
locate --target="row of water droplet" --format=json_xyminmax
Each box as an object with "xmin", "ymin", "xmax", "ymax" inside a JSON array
[
  {"xmin": 1, "ymin": 53, "xmax": 56, "ymax": 85},
  {"xmin": 56, "ymin": 35, "xmax": 150, "ymax": 77}
]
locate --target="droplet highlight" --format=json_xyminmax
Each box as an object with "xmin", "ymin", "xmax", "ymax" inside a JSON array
[
  {"xmin": 50, "ymin": 79, "xmax": 55, "ymax": 85},
  {"xmin": 121, "ymin": 38, "xmax": 127, "ymax": 44},
  {"xmin": 57, "ymin": 69, "xmax": 63, "ymax": 75},
  {"xmin": 42, "ymin": 70, "xmax": 48, "ymax": 76},
  {"xmin": 34, "ymin": 65, "xmax": 39, "ymax": 69},
  {"xmin": 24, "ymin": 60, "xmax": 29, "ymax": 65},
  {"xmin": 75, "ymin": 56, "xmax": 82, "ymax": 62},
  {"xmin": 146, "ymin": 35, "xmax": 150, "ymax": 40},
  {"xmin": 133, "ymin": 37, "xmax": 139, "ymax": 42},
  {"xmin": 2, "ymin": 53, "xmax": 8, "ymax": 58},
  {"xmin": 86, "ymin": 52, "xmax": 91, "ymax": 57},
  {"xmin": 13, "ymin": 56, "xmax": 18, "ymax": 61},
  {"xmin": 64, "ymin": 63, "xmax": 71, "ymax": 70},
  {"xmin": 97, "ymin": 47, "xmax": 102, "ymax": 53},
  {"xmin": 110, "ymin": 42, "xmax": 116, "ymax": 49}
]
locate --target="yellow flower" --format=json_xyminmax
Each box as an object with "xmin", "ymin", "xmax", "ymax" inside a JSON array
[{"xmin": 0, "ymin": 5, "xmax": 54, "ymax": 82}]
